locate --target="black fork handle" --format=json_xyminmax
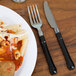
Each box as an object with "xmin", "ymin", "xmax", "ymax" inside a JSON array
[{"xmin": 40, "ymin": 35, "xmax": 57, "ymax": 74}]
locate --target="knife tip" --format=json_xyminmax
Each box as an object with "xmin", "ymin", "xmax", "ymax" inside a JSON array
[{"xmin": 44, "ymin": 1, "xmax": 48, "ymax": 4}]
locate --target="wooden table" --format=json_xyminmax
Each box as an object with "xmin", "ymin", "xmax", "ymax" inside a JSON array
[{"xmin": 0, "ymin": 0, "xmax": 76, "ymax": 76}]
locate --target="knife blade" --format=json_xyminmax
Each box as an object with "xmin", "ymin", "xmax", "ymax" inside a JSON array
[
  {"xmin": 44, "ymin": 1, "xmax": 59, "ymax": 33},
  {"xmin": 44, "ymin": 1, "xmax": 75, "ymax": 70}
]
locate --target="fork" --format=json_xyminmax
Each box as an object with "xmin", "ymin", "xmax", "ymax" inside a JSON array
[{"xmin": 27, "ymin": 5, "xmax": 57, "ymax": 74}]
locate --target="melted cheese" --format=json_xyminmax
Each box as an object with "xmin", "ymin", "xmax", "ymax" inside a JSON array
[
  {"xmin": 0, "ymin": 28, "xmax": 7, "ymax": 31},
  {"xmin": 0, "ymin": 24, "xmax": 28, "ymax": 59}
]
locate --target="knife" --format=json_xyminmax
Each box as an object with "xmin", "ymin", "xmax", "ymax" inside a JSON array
[{"xmin": 44, "ymin": 1, "xmax": 75, "ymax": 70}]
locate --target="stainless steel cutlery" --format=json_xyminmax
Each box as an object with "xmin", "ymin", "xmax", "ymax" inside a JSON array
[
  {"xmin": 27, "ymin": 1, "xmax": 75, "ymax": 75},
  {"xmin": 44, "ymin": 1, "xmax": 75, "ymax": 70},
  {"xmin": 27, "ymin": 5, "xmax": 57, "ymax": 74}
]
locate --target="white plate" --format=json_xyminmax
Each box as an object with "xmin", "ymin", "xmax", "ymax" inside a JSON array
[{"xmin": 0, "ymin": 5, "xmax": 37, "ymax": 76}]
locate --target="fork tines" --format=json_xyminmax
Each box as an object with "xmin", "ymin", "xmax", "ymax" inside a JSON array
[{"xmin": 27, "ymin": 5, "xmax": 42, "ymax": 25}]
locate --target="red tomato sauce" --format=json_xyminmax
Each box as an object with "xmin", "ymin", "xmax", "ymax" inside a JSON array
[
  {"xmin": 13, "ymin": 57, "xmax": 23, "ymax": 71},
  {"xmin": 0, "ymin": 40, "xmax": 23, "ymax": 71}
]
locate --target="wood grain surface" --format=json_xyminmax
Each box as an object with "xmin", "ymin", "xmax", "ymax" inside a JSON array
[{"xmin": 0, "ymin": 0, "xmax": 76, "ymax": 76}]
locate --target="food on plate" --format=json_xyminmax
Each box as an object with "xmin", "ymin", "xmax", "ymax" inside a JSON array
[
  {"xmin": 0, "ymin": 61, "xmax": 15, "ymax": 76},
  {"xmin": 0, "ymin": 19, "xmax": 4, "ymax": 25},
  {"xmin": 0, "ymin": 20, "xmax": 28, "ymax": 71}
]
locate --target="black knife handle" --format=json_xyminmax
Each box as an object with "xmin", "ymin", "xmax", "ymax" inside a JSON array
[
  {"xmin": 56, "ymin": 32, "xmax": 75, "ymax": 70},
  {"xmin": 40, "ymin": 35, "xmax": 57, "ymax": 74}
]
